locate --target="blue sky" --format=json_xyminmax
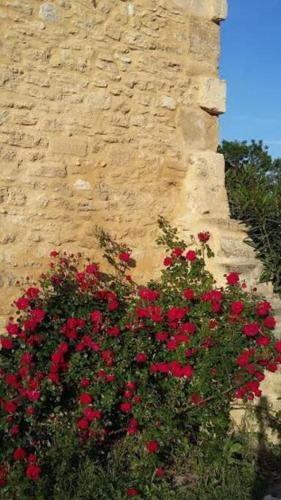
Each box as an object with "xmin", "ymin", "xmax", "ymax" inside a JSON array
[{"xmin": 220, "ymin": 0, "xmax": 281, "ymax": 158}]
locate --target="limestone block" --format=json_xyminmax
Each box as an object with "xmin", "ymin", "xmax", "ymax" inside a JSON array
[
  {"xmin": 172, "ymin": 0, "xmax": 227, "ymax": 21},
  {"xmin": 189, "ymin": 18, "xmax": 220, "ymax": 64},
  {"xmin": 49, "ymin": 137, "xmax": 88, "ymax": 157},
  {"xmin": 197, "ymin": 77, "xmax": 226, "ymax": 115},
  {"xmin": 182, "ymin": 152, "xmax": 230, "ymax": 217},
  {"xmin": 212, "ymin": 0, "xmax": 228, "ymax": 21},
  {"xmin": 219, "ymin": 237, "xmax": 255, "ymax": 258},
  {"xmin": 177, "ymin": 107, "xmax": 218, "ymax": 150},
  {"xmin": 172, "ymin": 0, "xmax": 209, "ymax": 16},
  {"xmin": 26, "ymin": 161, "xmax": 67, "ymax": 178}
]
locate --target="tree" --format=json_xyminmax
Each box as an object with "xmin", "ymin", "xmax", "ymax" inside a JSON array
[{"xmin": 219, "ymin": 140, "xmax": 281, "ymax": 294}]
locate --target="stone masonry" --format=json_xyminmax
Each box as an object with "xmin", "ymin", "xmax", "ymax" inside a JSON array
[{"xmin": 0, "ymin": 1, "xmax": 280, "ymax": 407}]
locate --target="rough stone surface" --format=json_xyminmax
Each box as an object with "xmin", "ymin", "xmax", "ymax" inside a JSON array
[
  {"xmin": 0, "ymin": 0, "xmax": 280, "ymax": 407},
  {"xmin": 0, "ymin": 0, "xmax": 227, "ymax": 322},
  {"xmin": 39, "ymin": 3, "xmax": 58, "ymax": 22},
  {"xmin": 198, "ymin": 77, "xmax": 226, "ymax": 114}
]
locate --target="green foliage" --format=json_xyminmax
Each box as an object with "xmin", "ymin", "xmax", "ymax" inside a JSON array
[
  {"xmin": 219, "ymin": 140, "xmax": 281, "ymax": 294},
  {"xmin": 0, "ymin": 219, "xmax": 280, "ymax": 498}
]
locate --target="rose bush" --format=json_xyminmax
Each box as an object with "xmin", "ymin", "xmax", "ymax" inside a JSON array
[{"xmin": 0, "ymin": 218, "xmax": 280, "ymax": 498}]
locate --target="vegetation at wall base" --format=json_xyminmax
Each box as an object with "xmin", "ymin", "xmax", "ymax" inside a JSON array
[{"xmin": 0, "ymin": 218, "xmax": 280, "ymax": 499}]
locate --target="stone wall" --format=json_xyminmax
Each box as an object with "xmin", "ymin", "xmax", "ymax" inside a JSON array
[{"xmin": 0, "ymin": 0, "xmax": 229, "ymax": 323}]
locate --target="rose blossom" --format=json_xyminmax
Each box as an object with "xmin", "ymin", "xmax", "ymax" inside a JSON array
[{"xmin": 146, "ymin": 440, "xmax": 159, "ymax": 453}]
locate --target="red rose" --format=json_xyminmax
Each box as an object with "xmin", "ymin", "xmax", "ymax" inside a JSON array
[
  {"xmin": 191, "ymin": 394, "xmax": 206, "ymax": 406},
  {"xmin": 90, "ymin": 310, "xmax": 102, "ymax": 323},
  {"xmin": 26, "ymin": 464, "xmax": 41, "ymax": 481},
  {"xmin": 226, "ymin": 272, "xmax": 239, "ymax": 285},
  {"xmin": 172, "ymin": 247, "xmax": 183, "ymax": 257},
  {"xmin": 5, "ymin": 401, "xmax": 17, "ymax": 414},
  {"xmin": 236, "ymin": 352, "xmax": 250, "ymax": 367},
  {"xmin": 135, "ymin": 353, "xmax": 147, "ymax": 363},
  {"xmin": 86, "ymin": 263, "xmax": 98, "ymax": 274},
  {"xmin": 51, "ymin": 351, "xmax": 62, "ymax": 364},
  {"xmin": 146, "ymin": 440, "xmax": 159, "ymax": 453},
  {"xmin": 155, "ymin": 331, "xmax": 168, "ymax": 342},
  {"xmin": 128, "ymin": 417, "xmax": 138, "ymax": 434},
  {"xmin": 180, "ymin": 322, "xmax": 196, "ymax": 335},
  {"xmin": 50, "ymin": 250, "xmax": 59, "ymax": 257},
  {"xmin": 186, "ymin": 250, "xmax": 197, "ymax": 261},
  {"xmin": 57, "ymin": 342, "xmax": 68, "ymax": 354},
  {"xmin": 48, "ymin": 373, "xmax": 60, "ymax": 384},
  {"xmin": 25, "ymin": 287, "xmax": 40, "ymax": 299},
  {"xmin": 255, "ymin": 371, "xmax": 265, "ymax": 382},
  {"xmin": 163, "ymin": 256, "xmax": 173, "ymax": 267},
  {"xmin": 28, "ymin": 454, "xmax": 37, "ymax": 464},
  {"xmin": 231, "ymin": 301, "xmax": 244, "ymax": 315},
  {"xmin": 5, "ymin": 374, "xmax": 18, "ymax": 388},
  {"xmin": 211, "ymin": 301, "xmax": 221, "ymax": 313},
  {"xmin": 126, "ymin": 381, "xmax": 136, "ymax": 391},
  {"xmin": 79, "ymin": 393, "xmax": 93, "ymax": 405},
  {"xmin": 198, "ymin": 231, "xmax": 210, "ymax": 242},
  {"xmin": 6, "ymin": 323, "xmax": 20, "ymax": 336},
  {"xmin": 83, "ymin": 407, "xmax": 102, "ymax": 421},
  {"xmin": 14, "ymin": 448, "xmax": 26, "ymax": 461},
  {"xmin": 155, "ymin": 467, "xmax": 165, "ymax": 477},
  {"xmin": 108, "ymin": 300, "xmax": 118, "ymax": 311},
  {"xmin": 167, "ymin": 307, "xmax": 187, "ymax": 322},
  {"xmin": 267, "ymin": 363, "xmax": 277, "ymax": 372},
  {"xmin": 1, "ymin": 338, "xmax": 13, "ymax": 349},
  {"xmin": 209, "ymin": 319, "xmax": 217, "ymax": 329},
  {"xmin": 15, "ymin": 297, "xmax": 30, "ymax": 310},
  {"xmin": 118, "ymin": 252, "xmax": 131, "ymax": 263},
  {"xmin": 27, "ymin": 390, "xmax": 41, "ymax": 402},
  {"xmin": 185, "ymin": 348, "xmax": 197, "ymax": 358},
  {"xmin": 124, "ymin": 390, "xmax": 133, "ymax": 399},
  {"xmin": 150, "ymin": 362, "xmax": 169, "ymax": 374},
  {"xmin": 256, "ymin": 301, "xmax": 271, "ymax": 317},
  {"xmin": 169, "ymin": 360, "xmax": 182, "ymax": 377},
  {"xmin": 127, "ymin": 488, "xmax": 139, "ymax": 497},
  {"xmin": 120, "ymin": 402, "xmax": 132, "ymax": 413},
  {"xmin": 107, "ymin": 326, "xmax": 120, "ymax": 337},
  {"xmin": 166, "ymin": 339, "xmax": 177, "ymax": 351},
  {"xmin": 26, "ymin": 406, "xmax": 36, "ymax": 416},
  {"xmin": 275, "ymin": 341, "xmax": 281, "ymax": 353},
  {"xmin": 235, "ymin": 387, "xmax": 247, "ymax": 399},
  {"xmin": 138, "ymin": 288, "xmax": 160, "ymax": 302},
  {"xmin": 77, "ymin": 418, "xmax": 89, "ymax": 430},
  {"xmin": 10, "ymin": 425, "xmax": 19, "ymax": 436},
  {"xmin": 182, "ymin": 288, "xmax": 195, "ymax": 301},
  {"xmin": 256, "ymin": 336, "xmax": 270, "ymax": 347},
  {"xmin": 20, "ymin": 352, "xmax": 33, "ymax": 365},
  {"xmin": 264, "ymin": 316, "xmax": 276, "ymax": 329},
  {"xmin": 30, "ymin": 309, "xmax": 46, "ymax": 323},
  {"xmin": 182, "ymin": 364, "xmax": 193, "ymax": 378},
  {"xmin": 80, "ymin": 378, "xmax": 90, "ymax": 388},
  {"xmin": 243, "ymin": 323, "xmax": 260, "ymax": 337}
]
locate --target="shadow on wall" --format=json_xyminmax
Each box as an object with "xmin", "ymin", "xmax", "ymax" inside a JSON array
[{"xmin": 251, "ymin": 397, "xmax": 281, "ymax": 500}]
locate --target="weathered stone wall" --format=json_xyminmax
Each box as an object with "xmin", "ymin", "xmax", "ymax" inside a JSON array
[{"xmin": 0, "ymin": 0, "xmax": 229, "ymax": 323}]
